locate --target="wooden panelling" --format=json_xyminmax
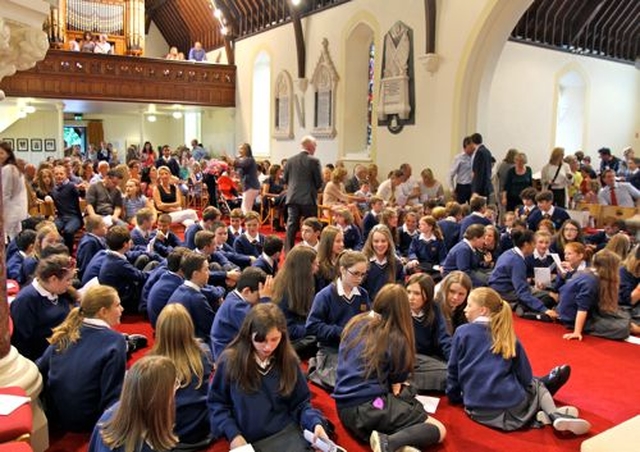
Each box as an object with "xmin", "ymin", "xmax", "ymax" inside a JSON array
[{"xmin": 0, "ymin": 50, "xmax": 235, "ymax": 107}]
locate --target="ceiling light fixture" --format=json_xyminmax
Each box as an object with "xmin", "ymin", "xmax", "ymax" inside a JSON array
[
  {"xmin": 147, "ymin": 114, "xmax": 157, "ymax": 122},
  {"xmin": 214, "ymin": 8, "xmax": 222, "ymax": 19},
  {"xmin": 292, "ymin": 0, "xmax": 302, "ymax": 6},
  {"xmin": 17, "ymin": 110, "xmax": 27, "ymax": 119},
  {"xmin": 24, "ymin": 105, "xmax": 36, "ymax": 114},
  {"xmin": 172, "ymin": 111, "xmax": 183, "ymax": 119},
  {"xmin": 221, "ymin": 26, "xmax": 228, "ymax": 35}
]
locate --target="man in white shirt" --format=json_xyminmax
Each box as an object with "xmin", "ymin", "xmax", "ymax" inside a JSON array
[
  {"xmin": 449, "ymin": 136, "xmax": 474, "ymax": 204},
  {"xmin": 598, "ymin": 169, "xmax": 640, "ymax": 208}
]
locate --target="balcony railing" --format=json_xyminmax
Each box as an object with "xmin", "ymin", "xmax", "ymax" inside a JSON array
[{"xmin": 0, "ymin": 49, "xmax": 236, "ymax": 107}]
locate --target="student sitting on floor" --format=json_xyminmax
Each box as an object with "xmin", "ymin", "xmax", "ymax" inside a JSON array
[
  {"xmin": 37, "ymin": 285, "xmax": 126, "ymax": 433},
  {"xmin": 361, "ymin": 224, "xmax": 405, "ymax": 301},
  {"xmin": 298, "ymin": 217, "xmax": 323, "ymax": 252},
  {"xmin": 489, "ymin": 229, "xmax": 558, "ymax": 322},
  {"xmin": 210, "ymin": 220, "xmax": 253, "ymax": 269},
  {"xmin": 333, "ymin": 284, "xmax": 447, "ymax": 451},
  {"xmin": 98, "ymin": 226, "xmax": 150, "ymax": 313},
  {"xmin": 436, "ymin": 271, "xmax": 472, "ymax": 336},
  {"xmin": 130, "ymin": 208, "xmax": 158, "ymax": 249},
  {"xmin": 194, "ymin": 230, "xmax": 241, "ymax": 289},
  {"xmin": 10, "ymin": 254, "xmax": 76, "ymax": 361},
  {"xmin": 168, "ymin": 252, "xmax": 225, "ymax": 350},
  {"xmin": 619, "ymin": 245, "xmax": 640, "ymax": 320},
  {"xmin": 272, "ymin": 246, "xmax": 319, "ymax": 359},
  {"xmin": 442, "ymin": 224, "xmax": 488, "ymax": 287},
  {"xmin": 458, "ymin": 195, "xmax": 492, "ymax": 240},
  {"xmin": 7, "ymin": 229, "xmax": 37, "ymax": 286},
  {"xmin": 22, "ymin": 223, "xmax": 63, "ymax": 286},
  {"xmin": 76, "ymin": 215, "xmax": 107, "ymax": 281},
  {"xmin": 253, "ymin": 235, "xmax": 283, "ymax": 277},
  {"xmin": 184, "ymin": 206, "xmax": 222, "ymax": 250},
  {"xmin": 226, "ymin": 208, "xmax": 245, "ymax": 247},
  {"xmin": 398, "ymin": 211, "xmax": 419, "ymax": 257},
  {"xmin": 334, "ymin": 207, "xmax": 363, "ymax": 251},
  {"xmin": 233, "ymin": 211, "xmax": 265, "ymax": 258},
  {"xmin": 148, "ymin": 304, "xmax": 213, "ymax": 450},
  {"xmin": 210, "ymin": 267, "xmax": 272, "ymax": 360},
  {"xmin": 437, "ymin": 202, "xmax": 464, "ymax": 253},
  {"xmin": 315, "ymin": 225, "xmax": 345, "ymax": 291},
  {"xmin": 556, "ymin": 250, "xmax": 640, "ymax": 341},
  {"xmin": 552, "ymin": 241, "xmax": 589, "ymax": 291},
  {"xmin": 208, "ymin": 304, "xmax": 330, "ymax": 452},
  {"xmin": 151, "ymin": 213, "xmax": 184, "ymax": 257},
  {"xmin": 361, "ymin": 195, "xmax": 384, "ymax": 240},
  {"xmin": 88, "ymin": 356, "xmax": 179, "ymax": 452},
  {"xmin": 146, "ymin": 247, "xmax": 190, "ymax": 328},
  {"xmin": 549, "ymin": 219, "xmax": 584, "ymax": 261},
  {"xmin": 447, "ymin": 287, "xmax": 590, "ymax": 435},
  {"xmin": 526, "ymin": 190, "xmax": 571, "ymax": 232},
  {"xmin": 306, "ymin": 250, "xmax": 371, "ymax": 391},
  {"xmin": 406, "ymin": 274, "xmax": 452, "ymax": 392},
  {"xmin": 585, "ymin": 217, "xmax": 624, "ymax": 251},
  {"xmin": 407, "ymin": 215, "xmax": 447, "ymax": 281},
  {"xmin": 525, "ymin": 230, "xmax": 555, "ymax": 281}
]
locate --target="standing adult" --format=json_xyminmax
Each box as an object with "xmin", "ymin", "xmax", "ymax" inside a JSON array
[
  {"xmin": 495, "ymin": 149, "xmax": 518, "ymax": 211},
  {"xmin": 233, "ymin": 143, "xmax": 261, "ymax": 215},
  {"xmin": 1, "ymin": 142, "xmax": 29, "ymax": 241},
  {"xmin": 501, "ymin": 152, "xmax": 533, "ymax": 212},
  {"xmin": 598, "ymin": 147, "xmax": 621, "ymax": 175},
  {"xmin": 470, "ymin": 133, "xmax": 494, "ymax": 199},
  {"xmin": 541, "ymin": 147, "xmax": 572, "ymax": 208},
  {"xmin": 449, "ymin": 136, "xmax": 474, "ymax": 204},
  {"xmin": 283, "ymin": 135, "xmax": 323, "ymax": 251}
]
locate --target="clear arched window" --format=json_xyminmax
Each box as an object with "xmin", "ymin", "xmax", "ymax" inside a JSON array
[{"xmin": 555, "ymin": 70, "xmax": 586, "ymax": 152}]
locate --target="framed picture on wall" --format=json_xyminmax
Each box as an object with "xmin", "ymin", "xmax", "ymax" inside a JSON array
[
  {"xmin": 1, "ymin": 138, "xmax": 14, "ymax": 150},
  {"xmin": 17, "ymin": 138, "xmax": 28, "ymax": 152},
  {"xmin": 44, "ymin": 139, "xmax": 56, "ymax": 152},
  {"xmin": 31, "ymin": 138, "xmax": 43, "ymax": 152}
]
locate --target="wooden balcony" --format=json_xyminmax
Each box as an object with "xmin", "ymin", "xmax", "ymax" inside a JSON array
[{"xmin": 0, "ymin": 49, "xmax": 236, "ymax": 107}]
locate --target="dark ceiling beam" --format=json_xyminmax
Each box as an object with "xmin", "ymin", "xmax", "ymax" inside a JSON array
[
  {"xmin": 587, "ymin": 0, "xmax": 621, "ymax": 52},
  {"xmin": 571, "ymin": 0, "xmax": 608, "ymax": 47},
  {"xmin": 288, "ymin": 0, "xmax": 306, "ymax": 79},
  {"xmin": 424, "ymin": 0, "xmax": 436, "ymax": 54},
  {"xmin": 600, "ymin": 0, "xmax": 633, "ymax": 55}
]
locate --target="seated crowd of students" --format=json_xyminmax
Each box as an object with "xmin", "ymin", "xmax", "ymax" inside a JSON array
[{"xmin": 6, "ymin": 146, "xmax": 640, "ymax": 452}]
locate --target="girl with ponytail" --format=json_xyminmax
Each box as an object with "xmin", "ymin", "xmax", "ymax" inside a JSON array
[
  {"xmin": 37, "ymin": 284, "xmax": 126, "ymax": 433},
  {"xmin": 447, "ymin": 287, "xmax": 591, "ymax": 435}
]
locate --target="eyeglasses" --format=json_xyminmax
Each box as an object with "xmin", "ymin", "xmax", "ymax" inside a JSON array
[{"xmin": 346, "ymin": 268, "xmax": 367, "ymax": 279}]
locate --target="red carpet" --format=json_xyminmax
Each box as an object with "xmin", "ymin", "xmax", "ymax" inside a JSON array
[{"xmin": 46, "ymin": 314, "xmax": 640, "ymax": 452}]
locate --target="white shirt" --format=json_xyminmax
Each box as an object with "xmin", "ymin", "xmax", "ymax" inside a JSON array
[{"xmin": 336, "ymin": 277, "xmax": 361, "ymax": 299}]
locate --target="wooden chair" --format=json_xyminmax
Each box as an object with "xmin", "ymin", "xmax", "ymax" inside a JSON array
[
  {"xmin": 599, "ymin": 205, "xmax": 638, "ymax": 227},
  {"xmin": 260, "ymin": 193, "xmax": 279, "ymax": 229},
  {"xmin": 317, "ymin": 193, "xmax": 333, "ymax": 226}
]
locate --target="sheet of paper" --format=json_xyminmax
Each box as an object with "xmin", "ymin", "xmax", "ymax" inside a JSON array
[
  {"xmin": 534, "ymin": 267, "xmax": 552, "ymax": 287},
  {"xmin": 77, "ymin": 276, "xmax": 100, "ymax": 299},
  {"xmin": 550, "ymin": 253, "xmax": 564, "ymax": 273},
  {"xmin": 0, "ymin": 394, "xmax": 31, "ymax": 415},
  {"xmin": 415, "ymin": 395, "xmax": 440, "ymax": 414},
  {"xmin": 233, "ymin": 445, "xmax": 256, "ymax": 452},
  {"xmin": 624, "ymin": 335, "xmax": 640, "ymax": 345}
]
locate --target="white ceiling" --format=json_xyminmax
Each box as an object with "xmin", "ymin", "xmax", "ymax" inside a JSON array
[{"xmin": 3, "ymin": 97, "xmax": 212, "ymax": 115}]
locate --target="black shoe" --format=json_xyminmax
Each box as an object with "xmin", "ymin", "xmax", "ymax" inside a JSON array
[
  {"xmin": 520, "ymin": 311, "xmax": 553, "ymax": 322},
  {"xmin": 539, "ymin": 364, "xmax": 571, "ymax": 396},
  {"xmin": 126, "ymin": 333, "xmax": 148, "ymax": 353}
]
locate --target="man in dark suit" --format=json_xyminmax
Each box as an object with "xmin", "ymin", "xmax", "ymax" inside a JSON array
[
  {"xmin": 470, "ymin": 133, "xmax": 493, "ymax": 198},
  {"xmin": 345, "ymin": 164, "xmax": 368, "ymax": 194},
  {"xmin": 283, "ymin": 135, "xmax": 323, "ymax": 251},
  {"xmin": 155, "ymin": 145, "xmax": 181, "ymax": 177}
]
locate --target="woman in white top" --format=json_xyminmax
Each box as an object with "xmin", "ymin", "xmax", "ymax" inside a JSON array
[
  {"xmin": 1, "ymin": 142, "xmax": 28, "ymax": 241},
  {"xmin": 418, "ymin": 168, "xmax": 445, "ymax": 205},
  {"xmin": 541, "ymin": 147, "xmax": 572, "ymax": 208},
  {"xmin": 93, "ymin": 34, "xmax": 111, "ymax": 54}
]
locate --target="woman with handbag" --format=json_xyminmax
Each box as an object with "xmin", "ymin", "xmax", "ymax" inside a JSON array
[{"xmin": 541, "ymin": 147, "xmax": 572, "ymax": 208}]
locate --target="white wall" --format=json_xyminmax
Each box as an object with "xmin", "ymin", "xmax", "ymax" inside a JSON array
[
  {"xmin": 233, "ymin": 0, "xmax": 639, "ymax": 185},
  {"xmin": 2, "ymin": 110, "xmax": 63, "ymax": 165},
  {"xmin": 486, "ymin": 41, "xmax": 640, "ymax": 173},
  {"xmin": 201, "ymin": 108, "xmax": 236, "ymax": 157},
  {"xmin": 145, "ymin": 21, "xmax": 170, "ymax": 58},
  {"xmin": 233, "ymin": 0, "xmax": 523, "ymax": 181}
]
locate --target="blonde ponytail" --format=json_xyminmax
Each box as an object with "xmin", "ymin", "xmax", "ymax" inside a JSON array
[
  {"xmin": 49, "ymin": 307, "xmax": 84, "ymax": 352},
  {"xmin": 469, "ymin": 288, "xmax": 517, "ymax": 360}
]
